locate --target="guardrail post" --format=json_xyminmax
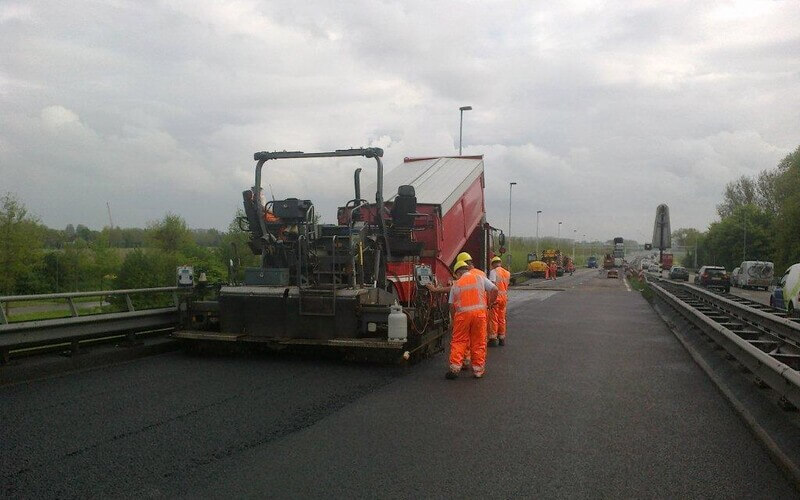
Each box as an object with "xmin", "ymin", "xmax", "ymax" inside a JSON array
[
  {"xmin": 173, "ymin": 291, "xmax": 179, "ymax": 308},
  {"xmin": 125, "ymin": 294, "xmax": 135, "ymax": 312},
  {"xmin": 0, "ymin": 301, "xmax": 7, "ymax": 325},
  {"xmin": 67, "ymin": 298, "xmax": 79, "ymax": 317}
]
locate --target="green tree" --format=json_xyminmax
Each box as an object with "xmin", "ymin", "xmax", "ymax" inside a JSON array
[
  {"xmin": 0, "ymin": 193, "xmax": 44, "ymax": 294},
  {"xmin": 60, "ymin": 240, "xmax": 94, "ymax": 292},
  {"xmin": 703, "ymin": 205, "xmax": 774, "ymax": 271},
  {"xmin": 672, "ymin": 228, "xmax": 705, "ymax": 269},
  {"xmin": 91, "ymin": 232, "xmax": 122, "ymax": 289},
  {"xmin": 117, "ymin": 248, "xmax": 177, "ymax": 289},
  {"xmin": 774, "ymin": 146, "xmax": 800, "ymax": 271},
  {"xmin": 717, "ymin": 175, "xmax": 757, "ymax": 218},
  {"xmin": 219, "ymin": 209, "xmax": 260, "ymax": 282},
  {"xmin": 148, "ymin": 213, "xmax": 192, "ymax": 253}
]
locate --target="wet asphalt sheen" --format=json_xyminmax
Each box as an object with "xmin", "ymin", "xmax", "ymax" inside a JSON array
[{"xmin": 2, "ymin": 269, "xmax": 796, "ymax": 498}]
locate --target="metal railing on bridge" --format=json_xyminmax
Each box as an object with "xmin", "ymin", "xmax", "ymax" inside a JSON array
[
  {"xmin": 647, "ymin": 277, "xmax": 800, "ymax": 411},
  {"xmin": 0, "ymin": 287, "xmax": 180, "ymax": 363}
]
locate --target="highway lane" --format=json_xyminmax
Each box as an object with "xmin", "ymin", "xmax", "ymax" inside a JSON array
[
  {"xmin": 2, "ymin": 269, "xmax": 795, "ymax": 498},
  {"xmin": 729, "ymin": 285, "xmax": 773, "ymax": 306},
  {"xmin": 680, "ymin": 272, "xmax": 773, "ymax": 307}
]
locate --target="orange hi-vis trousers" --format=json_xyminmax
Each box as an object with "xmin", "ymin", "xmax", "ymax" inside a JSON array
[
  {"xmin": 489, "ymin": 296, "xmax": 508, "ymax": 339},
  {"xmin": 449, "ymin": 310, "xmax": 487, "ymax": 374}
]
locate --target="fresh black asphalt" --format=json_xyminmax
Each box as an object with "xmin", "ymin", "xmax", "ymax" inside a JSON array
[{"xmin": 2, "ymin": 269, "xmax": 796, "ymax": 498}]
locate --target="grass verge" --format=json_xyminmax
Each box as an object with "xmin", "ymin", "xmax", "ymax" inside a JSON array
[{"xmin": 627, "ymin": 272, "xmax": 654, "ymax": 302}]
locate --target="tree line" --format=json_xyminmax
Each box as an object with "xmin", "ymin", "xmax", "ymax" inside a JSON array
[
  {"xmin": 0, "ymin": 193, "xmax": 258, "ymax": 295},
  {"xmin": 672, "ymin": 145, "xmax": 800, "ymax": 273}
]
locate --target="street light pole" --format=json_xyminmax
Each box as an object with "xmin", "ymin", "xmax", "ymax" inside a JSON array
[
  {"xmin": 572, "ymin": 229, "xmax": 577, "ymax": 261},
  {"xmin": 583, "ymin": 234, "xmax": 586, "ymax": 262},
  {"xmin": 557, "ymin": 221, "xmax": 562, "ymax": 246},
  {"xmin": 743, "ymin": 210, "xmax": 747, "ymax": 262},
  {"xmin": 508, "ymin": 182, "xmax": 517, "ymax": 270},
  {"xmin": 536, "ymin": 210, "xmax": 542, "ymax": 257},
  {"xmin": 459, "ymin": 106, "xmax": 472, "ymax": 156}
]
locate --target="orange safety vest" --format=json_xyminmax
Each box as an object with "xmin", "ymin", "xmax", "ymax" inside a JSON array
[
  {"xmin": 451, "ymin": 272, "xmax": 487, "ymax": 313},
  {"xmin": 493, "ymin": 267, "xmax": 510, "ymax": 297},
  {"xmin": 469, "ymin": 268, "xmax": 487, "ymax": 278}
]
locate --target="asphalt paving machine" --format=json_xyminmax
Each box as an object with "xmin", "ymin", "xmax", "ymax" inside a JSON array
[{"xmin": 174, "ymin": 149, "xmax": 500, "ymax": 362}]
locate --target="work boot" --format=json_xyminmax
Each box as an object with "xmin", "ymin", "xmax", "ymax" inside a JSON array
[
  {"xmin": 445, "ymin": 370, "xmax": 459, "ymax": 380},
  {"xmin": 488, "ymin": 337, "xmax": 498, "ymax": 347},
  {"xmin": 498, "ymin": 337, "xmax": 506, "ymax": 346},
  {"xmin": 473, "ymin": 371, "xmax": 484, "ymax": 379}
]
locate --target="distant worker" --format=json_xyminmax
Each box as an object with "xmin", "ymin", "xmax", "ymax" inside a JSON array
[
  {"xmin": 447, "ymin": 260, "xmax": 497, "ymax": 379},
  {"xmin": 549, "ymin": 261, "xmax": 557, "ymax": 281},
  {"xmin": 488, "ymin": 256, "xmax": 510, "ymax": 346}
]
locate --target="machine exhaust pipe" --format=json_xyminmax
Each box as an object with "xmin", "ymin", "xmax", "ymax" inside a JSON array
[{"xmin": 354, "ymin": 168, "xmax": 362, "ymax": 200}]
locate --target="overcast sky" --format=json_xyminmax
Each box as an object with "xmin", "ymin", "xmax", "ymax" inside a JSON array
[{"xmin": 1, "ymin": 0, "xmax": 798, "ymax": 241}]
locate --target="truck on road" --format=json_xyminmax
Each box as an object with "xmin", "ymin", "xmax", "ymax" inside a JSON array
[{"xmin": 612, "ymin": 237, "xmax": 624, "ymax": 267}]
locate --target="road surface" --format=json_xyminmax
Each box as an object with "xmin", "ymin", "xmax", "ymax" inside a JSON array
[{"xmin": 2, "ymin": 268, "xmax": 795, "ymax": 498}]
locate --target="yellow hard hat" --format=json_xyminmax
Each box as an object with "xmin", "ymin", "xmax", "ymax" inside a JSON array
[
  {"xmin": 456, "ymin": 252, "xmax": 473, "ymax": 263},
  {"xmin": 491, "ymin": 256, "xmax": 502, "ymax": 264},
  {"xmin": 453, "ymin": 260, "xmax": 469, "ymax": 272}
]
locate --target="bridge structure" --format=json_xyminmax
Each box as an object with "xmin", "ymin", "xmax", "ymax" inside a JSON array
[{"xmin": 2, "ymin": 268, "xmax": 799, "ymax": 497}]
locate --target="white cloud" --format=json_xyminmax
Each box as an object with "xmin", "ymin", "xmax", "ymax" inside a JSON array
[{"xmin": 0, "ymin": 0, "xmax": 798, "ymax": 240}]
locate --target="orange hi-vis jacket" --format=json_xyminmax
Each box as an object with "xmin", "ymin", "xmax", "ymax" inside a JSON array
[
  {"xmin": 491, "ymin": 266, "xmax": 511, "ymax": 300},
  {"xmin": 451, "ymin": 272, "xmax": 487, "ymax": 314},
  {"xmin": 469, "ymin": 268, "xmax": 487, "ymax": 278},
  {"xmin": 489, "ymin": 266, "xmax": 511, "ymax": 337}
]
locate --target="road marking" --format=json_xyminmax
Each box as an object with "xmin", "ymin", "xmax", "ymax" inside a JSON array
[
  {"xmin": 507, "ymin": 290, "xmax": 559, "ymax": 310},
  {"xmin": 623, "ymin": 275, "xmax": 632, "ymax": 292}
]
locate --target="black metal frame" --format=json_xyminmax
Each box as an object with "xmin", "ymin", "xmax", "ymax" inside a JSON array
[{"xmin": 251, "ymin": 148, "xmax": 388, "ymax": 287}]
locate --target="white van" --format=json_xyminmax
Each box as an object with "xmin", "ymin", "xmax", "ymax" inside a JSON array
[
  {"xmin": 734, "ymin": 261, "xmax": 774, "ymax": 290},
  {"xmin": 771, "ymin": 264, "xmax": 800, "ymax": 317}
]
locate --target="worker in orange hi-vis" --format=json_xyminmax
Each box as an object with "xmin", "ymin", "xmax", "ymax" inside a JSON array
[
  {"xmin": 427, "ymin": 251, "xmax": 490, "ymax": 369},
  {"xmin": 549, "ymin": 261, "xmax": 558, "ymax": 281},
  {"xmin": 446, "ymin": 261, "xmax": 498, "ymax": 379},
  {"xmin": 488, "ymin": 256, "xmax": 510, "ymax": 346}
]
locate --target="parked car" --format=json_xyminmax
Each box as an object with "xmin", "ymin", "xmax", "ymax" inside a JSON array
[
  {"xmin": 733, "ymin": 261, "xmax": 774, "ymax": 290},
  {"xmin": 694, "ymin": 265, "xmax": 730, "ymax": 292},
  {"xmin": 587, "ymin": 256, "xmax": 598, "ymax": 268},
  {"xmin": 730, "ymin": 267, "xmax": 741, "ymax": 287},
  {"xmin": 640, "ymin": 259, "xmax": 650, "ymax": 271},
  {"xmin": 770, "ymin": 263, "xmax": 800, "ymax": 317},
  {"xmin": 648, "ymin": 263, "xmax": 661, "ymax": 273},
  {"xmin": 669, "ymin": 266, "xmax": 689, "ymax": 281}
]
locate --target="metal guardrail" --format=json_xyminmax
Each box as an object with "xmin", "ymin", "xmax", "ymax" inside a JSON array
[
  {"xmin": 648, "ymin": 278, "xmax": 800, "ymax": 410},
  {"xmin": 0, "ymin": 287, "xmax": 180, "ymax": 363}
]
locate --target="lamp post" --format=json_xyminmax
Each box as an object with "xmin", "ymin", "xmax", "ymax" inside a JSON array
[
  {"xmin": 743, "ymin": 210, "xmax": 747, "ymax": 262},
  {"xmin": 572, "ymin": 229, "xmax": 577, "ymax": 261},
  {"xmin": 557, "ymin": 221, "xmax": 562, "ymax": 246},
  {"xmin": 459, "ymin": 106, "xmax": 472, "ymax": 156},
  {"xmin": 508, "ymin": 182, "xmax": 517, "ymax": 269},
  {"xmin": 536, "ymin": 210, "xmax": 542, "ymax": 257},
  {"xmin": 583, "ymin": 234, "xmax": 586, "ymax": 262}
]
